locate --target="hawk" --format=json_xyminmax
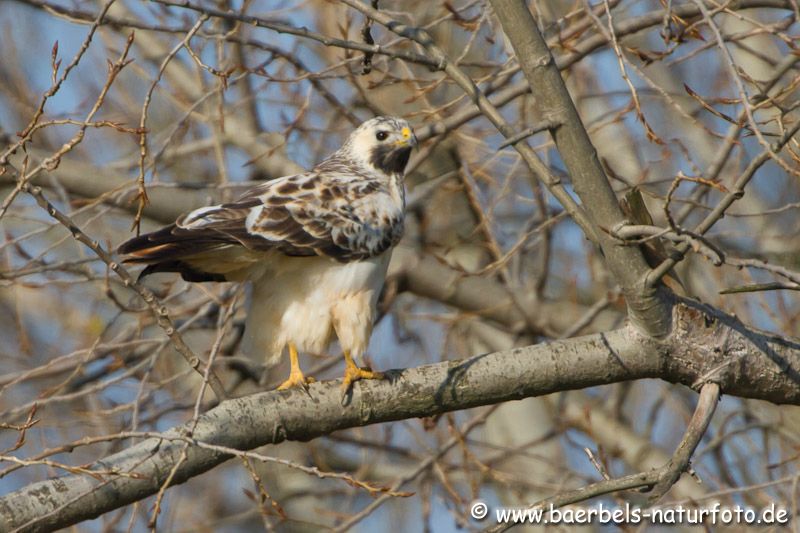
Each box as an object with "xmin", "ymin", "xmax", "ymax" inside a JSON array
[{"xmin": 119, "ymin": 116, "xmax": 417, "ymax": 394}]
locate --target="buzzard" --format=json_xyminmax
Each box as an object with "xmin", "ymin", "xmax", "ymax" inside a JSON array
[{"xmin": 119, "ymin": 117, "xmax": 417, "ymax": 394}]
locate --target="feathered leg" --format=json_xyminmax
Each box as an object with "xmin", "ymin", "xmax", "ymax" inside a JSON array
[{"xmin": 276, "ymin": 341, "xmax": 315, "ymax": 390}]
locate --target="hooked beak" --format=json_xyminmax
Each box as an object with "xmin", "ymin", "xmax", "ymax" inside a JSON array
[{"xmin": 396, "ymin": 126, "xmax": 418, "ymax": 148}]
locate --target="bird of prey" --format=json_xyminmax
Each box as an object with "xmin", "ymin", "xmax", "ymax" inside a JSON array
[{"xmin": 119, "ymin": 116, "xmax": 417, "ymax": 393}]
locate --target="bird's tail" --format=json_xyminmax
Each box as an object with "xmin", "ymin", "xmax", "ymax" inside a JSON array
[{"xmin": 118, "ymin": 225, "xmax": 229, "ymax": 282}]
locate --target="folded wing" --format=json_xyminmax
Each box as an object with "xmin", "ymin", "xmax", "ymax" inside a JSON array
[{"xmin": 118, "ymin": 172, "xmax": 401, "ymax": 282}]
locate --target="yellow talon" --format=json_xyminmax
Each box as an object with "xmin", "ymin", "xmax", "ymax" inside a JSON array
[
  {"xmin": 276, "ymin": 371, "xmax": 316, "ymax": 391},
  {"xmin": 341, "ymin": 351, "xmax": 384, "ymax": 397},
  {"xmin": 276, "ymin": 342, "xmax": 315, "ymax": 391}
]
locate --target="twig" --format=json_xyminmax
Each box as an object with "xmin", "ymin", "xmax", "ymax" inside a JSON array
[
  {"xmin": 720, "ymin": 282, "xmax": 800, "ymax": 294},
  {"xmin": 646, "ymin": 118, "xmax": 800, "ymax": 287},
  {"xmin": 133, "ymin": 14, "xmax": 209, "ymax": 235},
  {"xmin": 333, "ymin": 408, "xmax": 496, "ymax": 531},
  {"xmin": 0, "ymin": 0, "xmax": 118, "ymax": 166},
  {"xmin": 647, "ymin": 383, "xmax": 720, "ymax": 501},
  {"xmin": 147, "ymin": 0, "xmax": 440, "ymax": 68},
  {"xmin": 496, "ymin": 120, "xmax": 559, "ymax": 148},
  {"xmin": 485, "ymin": 383, "xmax": 721, "ymax": 532},
  {"xmin": 19, "ymin": 183, "xmax": 228, "ymax": 401},
  {"xmin": 338, "ymin": 0, "xmax": 599, "ymax": 250},
  {"xmin": 0, "ymin": 28, "xmax": 135, "ymax": 221},
  {"xmin": 359, "ymin": 0, "xmax": 379, "ymax": 74}
]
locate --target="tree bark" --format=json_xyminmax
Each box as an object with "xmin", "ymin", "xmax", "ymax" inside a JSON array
[{"xmin": 2, "ymin": 300, "xmax": 799, "ymax": 531}]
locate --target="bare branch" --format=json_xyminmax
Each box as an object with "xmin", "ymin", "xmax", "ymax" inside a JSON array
[
  {"xmin": 1, "ymin": 302, "xmax": 799, "ymax": 530},
  {"xmin": 489, "ymin": 0, "xmax": 671, "ymax": 336}
]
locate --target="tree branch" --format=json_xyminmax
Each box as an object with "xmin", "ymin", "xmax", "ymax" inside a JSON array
[
  {"xmin": 647, "ymin": 382, "xmax": 720, "ymax": 501},
  {"xmin": 489, "ymin": 0, "xmax": 671, "ymax": 337},
  {"xmin": 1, "ymin": 300, "xmax": 799, "ymax": 531},
  {"xmin": 486, "ymin": 383, "xmax": 721, "ymax": 533},
  {"xmin": 0, "ymin": 328, "xmax": 651, "ymax": 532}
]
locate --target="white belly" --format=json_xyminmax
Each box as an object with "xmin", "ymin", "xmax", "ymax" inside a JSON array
[{"xmin": 241, "ymin": 252, "xmax": 390, "ymax": 366}]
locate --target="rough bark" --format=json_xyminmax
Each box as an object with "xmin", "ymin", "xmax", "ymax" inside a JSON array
[{"xmin": 1, "ymin": 300, "xmax": 799, "ymax": 531}]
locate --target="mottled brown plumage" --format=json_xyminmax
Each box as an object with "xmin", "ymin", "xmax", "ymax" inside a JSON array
[{"xmin": 119, "ymin": 117, "xmax": 417, "ymax": 393}]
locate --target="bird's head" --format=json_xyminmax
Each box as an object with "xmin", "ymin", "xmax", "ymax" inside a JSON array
[{"xmin": 339, "ymin": 116, "xmax": 418, "ymax": 176}]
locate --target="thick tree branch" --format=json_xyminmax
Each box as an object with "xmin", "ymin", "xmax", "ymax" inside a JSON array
[
  {"xmin": 1, "ymin": 300, "xmax": 799, "ymax": 531},
  {"xmin": 0, "ymin": 328, "xmax": 651, "ymax": 532},
  {"xmin": 489, "ymin": 0, "xmax": 671, "ymax": 337}
]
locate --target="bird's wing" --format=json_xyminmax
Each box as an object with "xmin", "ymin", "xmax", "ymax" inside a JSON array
[
  {"xmin": 118, "ymin": 171, "xmax": 402, "ymax": 280},
  {"xmin": 245, "ymin": 172, "xmax": 401, "ymax": 262}
]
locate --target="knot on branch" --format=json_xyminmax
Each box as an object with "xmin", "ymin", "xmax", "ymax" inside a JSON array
[{"xmin": 669, "ymin": 301, "xmax": 745, "ymax": 390}]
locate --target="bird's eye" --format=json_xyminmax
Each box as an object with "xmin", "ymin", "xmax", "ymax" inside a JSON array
[{"xmin": 375, "ymin": 131, "xmax": 389, "ymax": 141}]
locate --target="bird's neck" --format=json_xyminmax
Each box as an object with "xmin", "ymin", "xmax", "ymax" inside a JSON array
[{"xmin": 390, "ymin": 172, "xmax": 406, "ymax": 210}]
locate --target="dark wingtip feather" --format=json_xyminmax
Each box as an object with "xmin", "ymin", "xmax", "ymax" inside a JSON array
[
  {"xmin": 117, "ymin": 225, "xmax": 177, "ymax": 256},
  {"xmin": 136, "ymin": 261, "xmax": 227, "ymax": 283},
  {"xmin": 138, "ymin": 264, "xmax": 160, "ymax": 282},
  {"xmin": 117, "ymin": 235, "xmax": 142, "ymax": 255}
]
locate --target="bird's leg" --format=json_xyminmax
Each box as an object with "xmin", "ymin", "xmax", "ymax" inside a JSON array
[
  {"xmin": 341, "ymin": 350, "xmax": 384, "ymax": 395},
  {"xmin": 276, "ymin": 342, "xmax": 315, "ymax": 391}
]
